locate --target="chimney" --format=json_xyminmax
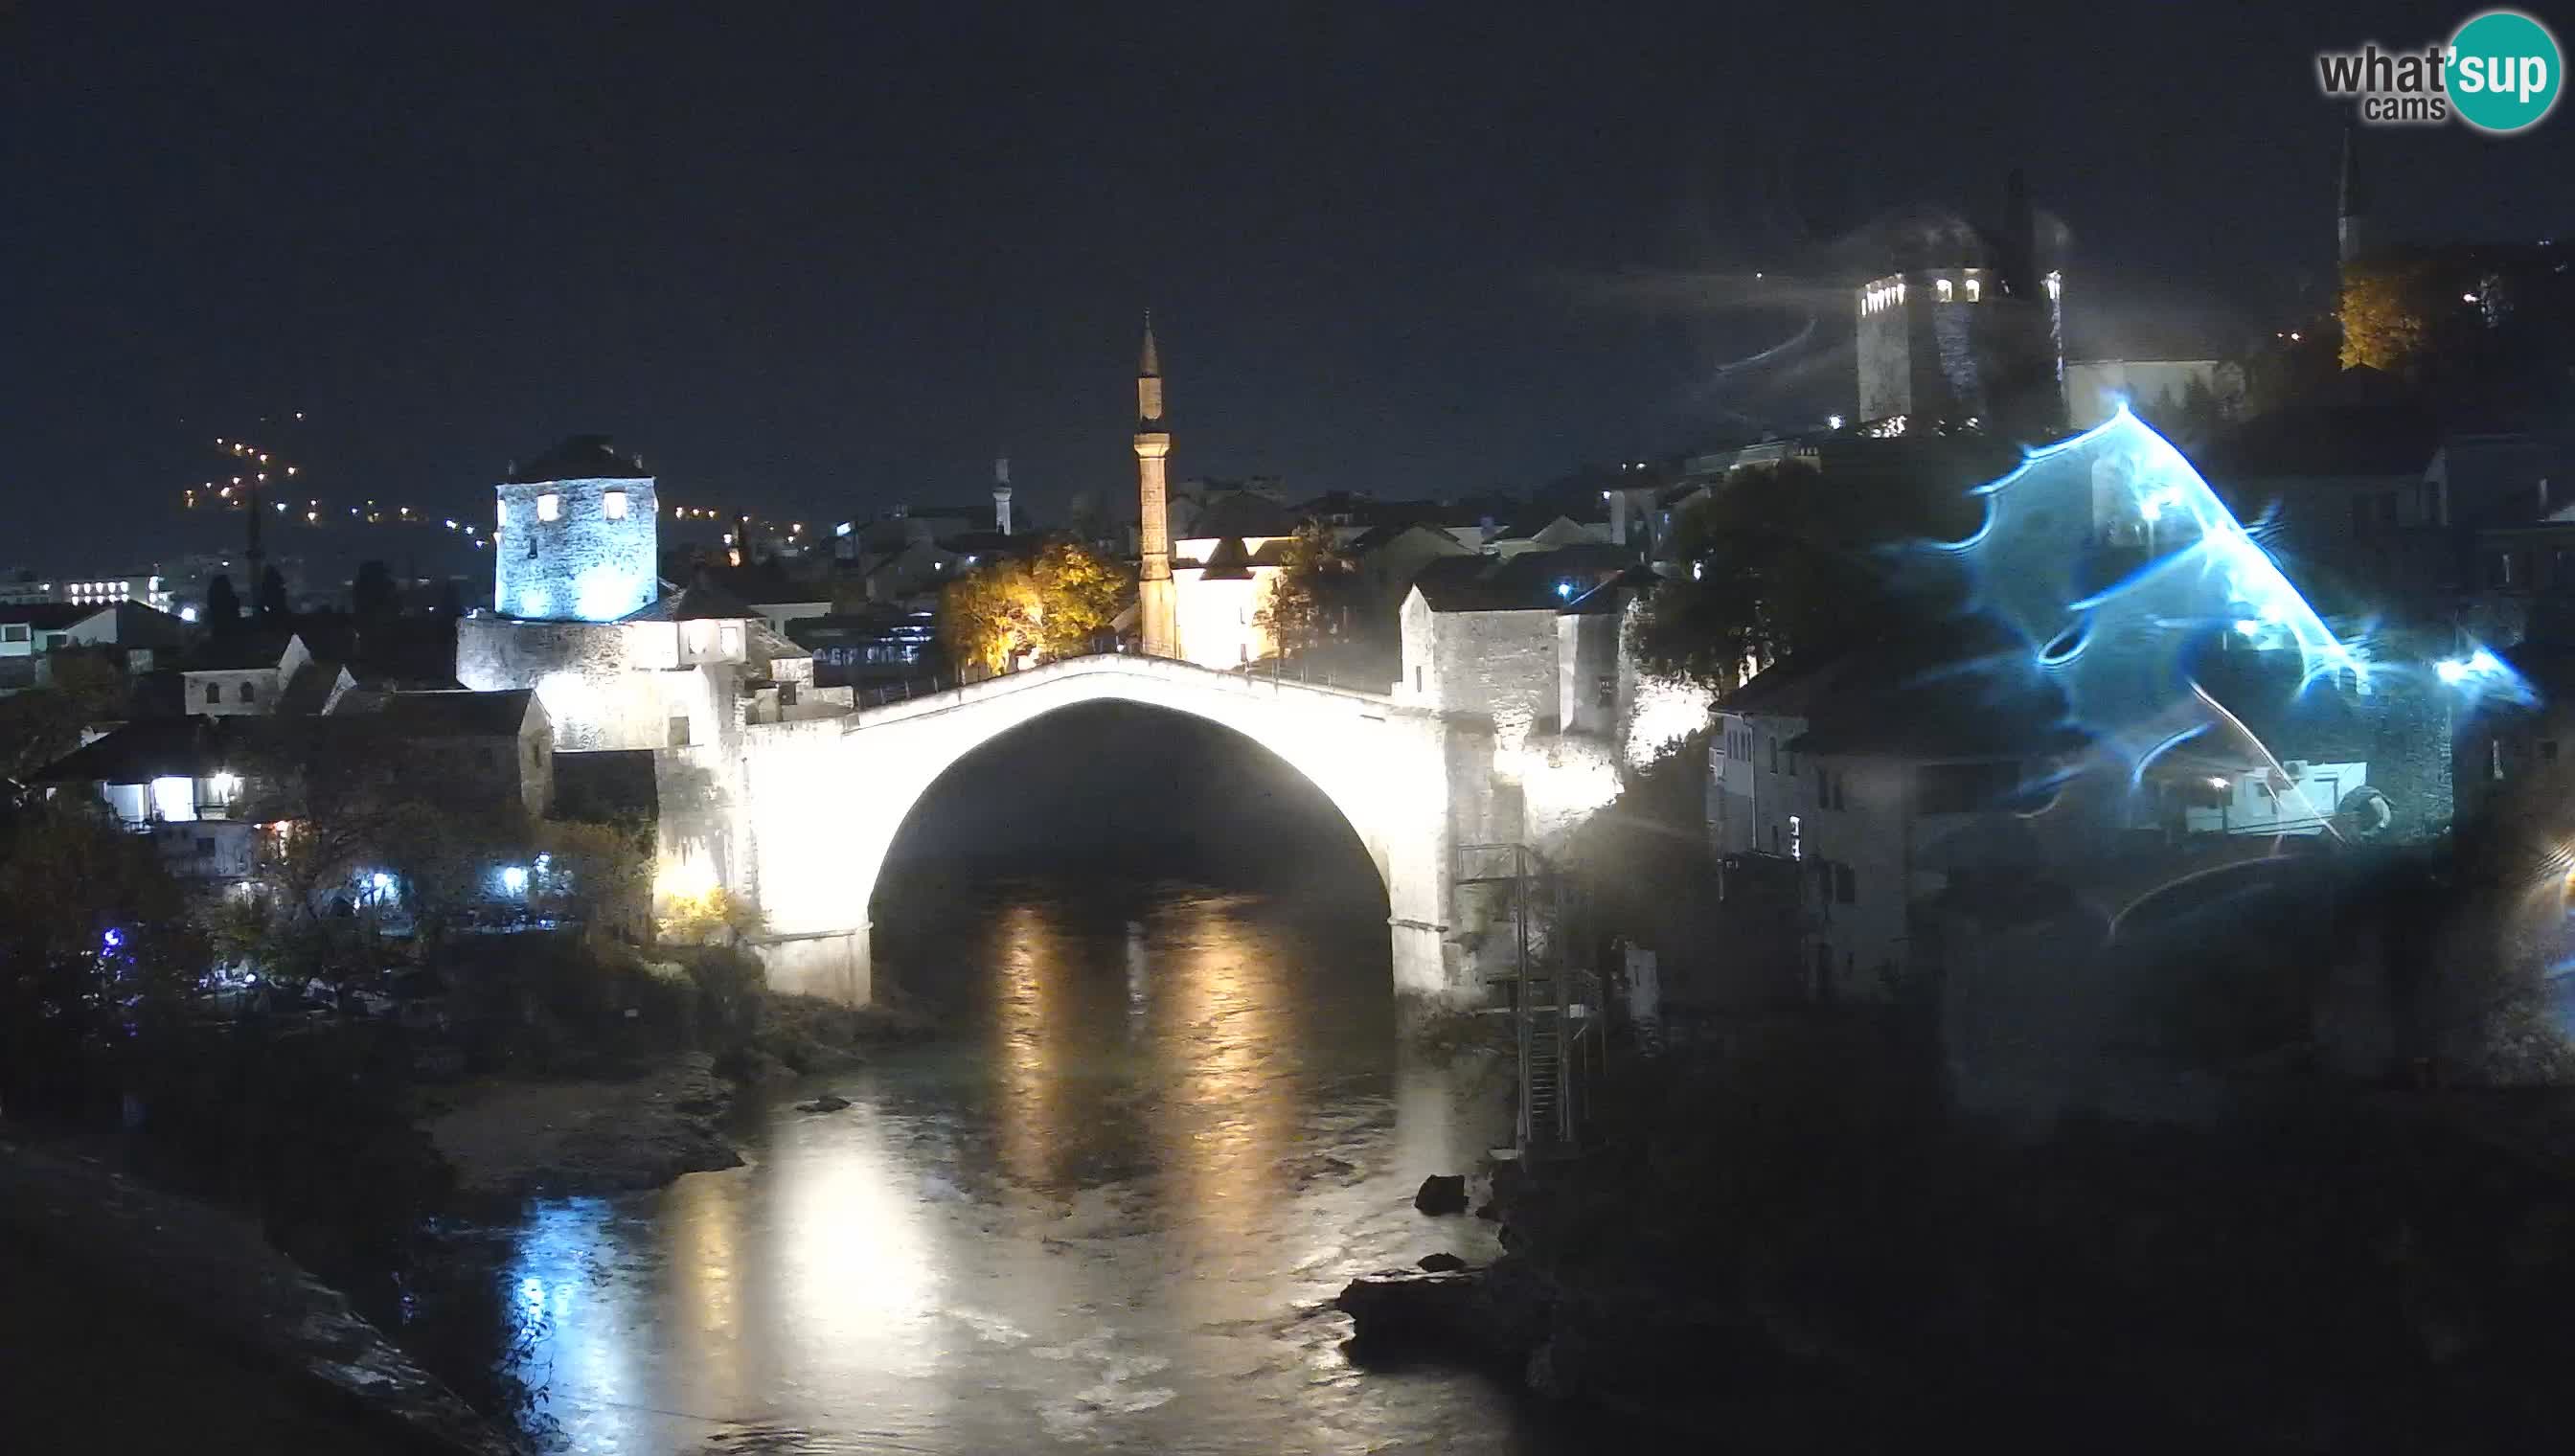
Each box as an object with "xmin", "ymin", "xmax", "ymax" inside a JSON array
[
  {"xmin": 1609, "ymin": 489, "xmax": 1629, "ymax": 546},
  {"xmin": 993, "ymin": 455, "xmax": 1014, "ymax": 536}
]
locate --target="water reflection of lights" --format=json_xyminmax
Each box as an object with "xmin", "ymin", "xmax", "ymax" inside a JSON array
[
  {"xmin": 1153, "ymin": 899, "xmax": 1293, "ymax": 1246},
  {"xmin": 994, "ymin": 901, "xmax": 1066, "ymax": 1189},
  {"xmin": 506, "ymin": 1199, "xmax": 636, "ymax": 1423},
  {"xmin": 770, "ymin": 1103, "xmax": 948, "ymax": 1389}
]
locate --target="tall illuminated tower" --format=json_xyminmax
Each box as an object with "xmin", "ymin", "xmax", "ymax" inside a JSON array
[
  {"xmin": 1134, "ymin": 312, "xmax": 1178, "ymax": 658},
  {"xmin": 493, "ymin": 434, "xmax": 658, "ymax": 622}
]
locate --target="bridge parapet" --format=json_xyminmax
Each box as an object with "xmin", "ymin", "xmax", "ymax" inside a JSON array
[{"xmin": 840, "ymin": 652, "xmax": 1422, "ymax": 733}]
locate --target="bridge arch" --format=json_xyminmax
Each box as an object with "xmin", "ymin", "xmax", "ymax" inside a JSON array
[{"xmin": 728, "ymin": 655, "xmax": 1467, "ymax": 1007}]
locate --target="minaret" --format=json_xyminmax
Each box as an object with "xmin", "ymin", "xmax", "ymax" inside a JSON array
[
  {"xmin": 992, "ymin": 454, "xmax": 1014, "ymax": 536},
  {"xmin": 2336, "ymin": 125, "xmax": 2368, "ymax": 265},
  {"xmin": 1134, "ymin": 311, "xmax": 1179, "ymax": 658}
]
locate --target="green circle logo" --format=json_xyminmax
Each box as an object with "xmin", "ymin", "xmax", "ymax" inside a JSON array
[{"xmin": 2448, "ymin": 10, "xmax": 2562, "ymax": 133}]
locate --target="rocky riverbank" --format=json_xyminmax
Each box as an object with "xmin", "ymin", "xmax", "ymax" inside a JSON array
[
  {"xmin": 0, "ymin": 1136, "xmax": 520, "ymax": 1455},
  {"xmin": 420, "ymin": 1051, "xmax": 745, "ymax": 1201},
  {"xmin": 1340, "ymin": 1055, "xmax": 2575, "ymax": 1447}
]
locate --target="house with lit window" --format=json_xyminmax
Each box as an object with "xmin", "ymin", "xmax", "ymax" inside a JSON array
[
  {"xmin": 34, "ymin": 688, "xmax": 556, "ymax": 892},
  {"xmin": 1709, "ymin": 632, "xmax": 2087, "ymax": 1001},
  {"xmin": 1, "ymin": 600, "xmax": 194, "ymax": 671}
]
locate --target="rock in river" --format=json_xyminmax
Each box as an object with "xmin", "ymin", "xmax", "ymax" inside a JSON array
[
  {"xmin": 1413, "ymin": 1172, "xmax": 1468, "ymax": 1215},
  {"xmin": 797, "ymin": 1094, "xmax": 853, "ymax": 1114}
]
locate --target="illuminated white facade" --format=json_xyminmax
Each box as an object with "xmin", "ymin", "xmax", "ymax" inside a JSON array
[{"xmin": 1167, "ymin": 534, "xmax": 1287, "ymax": 670}]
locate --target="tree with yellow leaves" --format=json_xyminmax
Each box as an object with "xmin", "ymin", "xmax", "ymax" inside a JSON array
[
  {"xmin": 2339, "ymin": 261, "xmax": 2431, "ymax": 374},
  {"xmin": 938, "ymin": 539, "xmax": 1131, "ymax": 672}
]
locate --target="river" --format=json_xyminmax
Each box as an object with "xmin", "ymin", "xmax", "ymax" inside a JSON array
[{"xmin": 485, "ymin": 876, "xmax": 1572, "ymax": 1454}]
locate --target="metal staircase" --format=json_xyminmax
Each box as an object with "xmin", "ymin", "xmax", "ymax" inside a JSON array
[{"xmin": 1456, "ymin": 841, "xmax": 1601, "ymax": 1159}]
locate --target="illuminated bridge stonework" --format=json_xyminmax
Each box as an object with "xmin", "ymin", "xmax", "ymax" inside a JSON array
[{"xmin": 726, "ymin": 653, "xmax": 1527, "ymax": 1009}]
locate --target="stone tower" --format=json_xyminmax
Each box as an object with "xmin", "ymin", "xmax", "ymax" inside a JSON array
[
  {"xmin": 1134, "ymin": 313, "xmax": 1178, "ymax": 658},
  {"xmin": 2336, "ymin": 125, "xmax": 2369, "ymax": 265},
  {"xmin": 493, "ymin": 434, "xmax": 658, "ymax": 622},
  {"xmin": 1853, "ymin": 172, "xmax": 2064, "ymax": 437},
  {"xmin": 993, "ymin": 454, "xmax": 1014, "ymax": 536}
]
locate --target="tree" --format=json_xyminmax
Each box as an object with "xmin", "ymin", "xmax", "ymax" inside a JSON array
[
  {"xmin": 256, "ymin": 565, "xmax": 290, "ymax": 621},
  {"xmin": 223, "ymin": 737, "xmax": 413, "ymax": 990},
  {"xmin": 1028, "ymin": 538, "xmax": 1129, "ymax": 659},
  {"xmin": 0, "ymin": 797, "xmax": 201, "ymax": 1114},
  {"xmin": 2339, "ymin": 260, "xmax": 2432, "ymax": 374},
  {"xmin": 351, "ymin": 559, "xmax": 396, "ymax": 628},
  {"xmin": 204, "ymin": 573, "xmax": 241, "ymax": 629},
  {"xmin": 535, "ymin": 817, "xmax": 652, "ymax": 939},
  {"xmin": 1629, "ymin": 454, "xmax": 1984, "ymax": 692},
  {"xmin": 938, "ymin": 539, "xmax": 1131, "ymax": 673},
  {"xmin": 656, "ymin": 885, "xmax": 764, "ymax": 946},
  {"xmin": 377, "ymin": 798, "xmax": 527, "ymax": 950},
  {"xmin": 939, "ymin": 558, "xmax": 1038, "ymax": 674},
  {"xmin": 1253, "ymin": 521, "xmax": 1343, "ymax": 661}
]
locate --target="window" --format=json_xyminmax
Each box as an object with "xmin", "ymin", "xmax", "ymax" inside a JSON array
[
  {"xmin": 1815, "ymin": 766, "xmax": 1827, "ymax": 803},
  {"xmin": 1834, "ymin": 863, "xmax": 1856, "ymax": 904},
  {"xmin": 205, "ymin": 681, "xmax": 222, "ymax": 704},
  {"xmin": 1594, "ymin": 674, "xmax": 1615, "ymax": 709},
  {"xmin": 2544, "ymin": 739, "xmax": 2561, "ymax": 763},
  {"xmin": 604, "ymin": 489, "xmax": 628, "ymax": 520},
  {"xmin": 1414, "ymin": 666, "xmax": 1424, "ymax": 693},
  {"xmin": 536, "ymin": 492, "xmax": 561, "ymax": 522},
  {"xmin": 0, "ymin": 624, "xmax": 26, "ymax": 644},
  {"xmin": 1964, "ymin": 278, "xmax": 1982, "ymax": 302},
  {"xmin": 1767, "ymin": 739, "xmax": 1778, "ymax": 773},
  {"xmin": 239, "ymin": 682, "xmax": 256, "ymax": 704},
  {"xmin": 195, "ymin": 838, "xmax": 216, "ymax": 856},
  {"xmin": 1788, "ymin": 814, "xmax": 1802, "ymax": 861},
  {"xmin": 1937, "ymin": 278, "xmax": 1955, "ymax": 302},
  {"xmin": 670, "ymin": 715, "xmax": 692, "ymax": 747}
]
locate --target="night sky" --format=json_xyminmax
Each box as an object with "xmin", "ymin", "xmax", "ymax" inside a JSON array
[{"xmin": 6, "ymin": 2, "xmax": 2571, "ymax": 571}]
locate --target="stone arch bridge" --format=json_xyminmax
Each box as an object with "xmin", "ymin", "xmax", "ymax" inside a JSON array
[{"xmin": 692, "ymin": 653, "xmax": 1596, "ymax": 1008}]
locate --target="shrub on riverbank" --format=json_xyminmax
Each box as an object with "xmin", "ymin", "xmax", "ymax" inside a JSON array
[{"xmin": 1493, "ymin": 1015, "xmax": 2575, "ymax": 1445}]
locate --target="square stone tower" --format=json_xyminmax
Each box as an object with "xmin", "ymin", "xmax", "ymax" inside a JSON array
[
  {"xmin": 1853, "ymin": 173, "xmax": 2065, "ymax": 437},
  {"xmin": 494, "ymin": 435, "xmax": 659, "ymax": 622}
]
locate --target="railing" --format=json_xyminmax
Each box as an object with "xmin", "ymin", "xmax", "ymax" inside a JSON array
[{"xmin": 1457, "ymin": 840, "xmax": 1603, "ymax": 1159}]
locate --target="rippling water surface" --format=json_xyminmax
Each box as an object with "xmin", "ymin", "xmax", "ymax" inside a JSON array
[{"xmin": 496, "ymin": 878, "xmax": 1560, "ymax": 1454}]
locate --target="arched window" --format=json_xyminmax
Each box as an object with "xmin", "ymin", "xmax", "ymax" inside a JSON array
[
  {"xmin": 1936, "ymin": 279, "xmax": 1954, "ymax": 303},
  {"xmin": 205, "ymin": 681, "xmax": 222, "ymax": 704},
  {"xmin": 1965, "ymin": 278, "xmax": 1982, "ymax": 303}
]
